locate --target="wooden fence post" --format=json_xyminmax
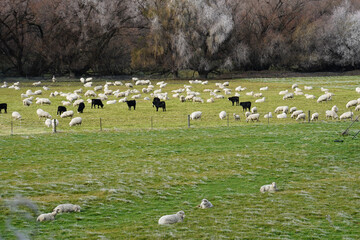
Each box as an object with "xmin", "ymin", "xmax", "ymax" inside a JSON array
[
  {"xmin": 52, "ymin": 119, "xmax": 57, "ymax": 133},
  {"xmin": 308, "ymin": 110, "xmax": 311, "ymax": 123}
]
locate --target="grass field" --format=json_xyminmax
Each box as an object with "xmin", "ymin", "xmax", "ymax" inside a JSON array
[{"xmin": 0, "ymin": 76, "xmax": 360, "ymax": 239}]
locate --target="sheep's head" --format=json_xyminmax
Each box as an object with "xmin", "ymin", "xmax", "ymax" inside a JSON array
[
  {"xmin": 177, "ymin": 211, "xmax": 185, "ymax": 220},
  {"xmin": 272, "ymin": 182, "xmax": 276, "ymax": 188}
]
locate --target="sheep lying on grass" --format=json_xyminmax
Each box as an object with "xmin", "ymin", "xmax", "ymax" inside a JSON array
[
  {"xmin": 53, "ymin": 204, "xmax": 81, "ymax": 213},
  {"xmin": 260, "ymin": 182, "xmax": 277, "ymax": 193},
  {"xmin": 158, "ymin": 211, "xmax": 185, "ymax": 225},
  {"xmin": 197, "ymin": 199, "xmax": 213, "ymax": 209},
  {"xmin": 37, "ymin": 209, "xmax": 59, "ymax": 222}
]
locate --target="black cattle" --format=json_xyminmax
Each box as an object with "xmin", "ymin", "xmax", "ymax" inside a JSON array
[
  {"xmin": 91, "ymin": 99, "xmax": 104, "ymax": 108},
  {"xmin": 57, "ymin": 106, "xmax": 67, "ymax": 115},
  {"xmin": 78, "ymin": 102, "xmax": 85, "ymax": 113},
  {"xmin": 125, "ymin": 100, "xmax": 136, "ymax": 110},
  {"xmin": 153, "ymin": 100, "xmax": 166, "ymax": 112},
  {"xmin": 240, "ymin": 101, "xmax": 251, "ymax": 111},
  {"xmin": 228, "ymin": 96, "xmax": 239, "ymax": 106},
  {"xmin": 0, "ymin": 103, "xmax": 7, "ymax": 113},
  {"xmin": 152, "ymin": 97, "xmax": 160, "ymax": 107}
]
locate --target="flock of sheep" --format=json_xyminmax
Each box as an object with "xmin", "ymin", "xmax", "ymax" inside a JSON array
[
  {"xmin": 37, "ymin": 182, "xmax": 276, "ymax": 225},
  {"xmin": 1, "ymin": 77, "xmax": 360, "ymax": 130}
]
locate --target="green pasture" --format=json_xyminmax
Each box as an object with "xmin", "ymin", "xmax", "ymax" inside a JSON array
[{"xmin": 0, "ymin": 76, "xmax": 360, "ymax": 239}]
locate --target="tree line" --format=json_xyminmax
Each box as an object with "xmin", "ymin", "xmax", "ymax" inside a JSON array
[{"xmin": 1, "ymin": 0, "xmax": 360, "ymax": 78}]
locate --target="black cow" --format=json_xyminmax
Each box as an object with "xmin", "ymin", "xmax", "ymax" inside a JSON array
[
  {"xmin": 125, "ymin": 100, "xmax": 136, "ymax": 110},
  {"xmin": 152, "ymin": 97, "xmax": 160, "ymax": 107},
  {"xmin": 240, "ymin": 101, "xmax": 251, "ymax": 111},
  {"xmin": 57, "ymin": 106, "xmax": 67, "ymax": 115},
  {"xmin": 78, "ymin": 102, "xmax": 85, "ymax": 113},
  {"xmin": 91, "ymin": 99, "xmax": 104, "ymax": 108},
  {"xmin": 0, "ymin": 103, "xmax": 7, "ymax": 113},
  {"xmin": 153, "ymin": 101, "xmax": 166, "ymax": 112},
  {"xmin": 228, "ymin": 96, "xmax": 239, "ymax": 106}
]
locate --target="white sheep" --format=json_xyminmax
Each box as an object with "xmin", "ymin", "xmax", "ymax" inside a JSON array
[
  {"xmin": 317, "ymin": 93, "xmax": 331, "ymax": 103},
  {"xmin": 291, "ymin": 110, "xmax": 304, "ymax": 119},
  {"xmin": 85, "ymin": 90, "xmax": 96, "ymax": 97},
  {"xmin": 32, "ymin": 81, "xmax": 41, "ymax": 86},
  {"xmin": 264, "ymin": 112, "xmax": 272, "ymax": 119},
  {"xmin": 340, "ymin": 111, "xmax": 353, "ymax": 120},
  {"xmin": 283, "ymin": 93, "xmax": 294, "ymax": 100},
  {"xmin": 245, "ymin": 111, "xmax": 251, "ymax": 117},
  {"xmin": 94, "ymin": 85, "xmax": 103, "ymax": 91},
  {"xmin": 355, "ymin": 105, "xmax": 360, "ymax": 111},
  {"xmin": 53, "ymin": 204, "xmax": 81, "ymax": 213},
  {"xmin": 277, "ymin": 113, "xmax": 287, "ymax": 119},
  {"xmin": 304, "ymin": 86, "xmax": 313, "ymax": 90},
  {"xmin": 45, "ymin": 119, "xmax": 52, "ymax": 127},
  {"xmin": 260, "ymin": 182, "xmax": 277, "ymax": 193},
  {"xmin": 325, "ymin": 110, "xmax": 338, "ymax": 120},
  {"xmin": 296, "ymin": 113, "xmax": 306, "ymax": 121},
  {"xmin": 289, "ymin": 107, "xmax": 297, "ymax": 114},
  {"xmin": 36, "ymin": 98, "xmax": 51, "ymax": 105},
  {"xmin": 197, "ymin": 199, "xmax": 214, "ymax": 209},
  {"xmin": 23, "ymin": 99, "xmax": 32, "ymax": 106},
  {"xmin": 251, "ymin": 107, "xmax": 257, "ymax": 113},
  {"xmin": 311, "ymin": 113, "xmax": 319, "ymax": 121},
  {"xmin": 12, "ymin": 111, "xmax": 22, "ymax": 120},
  {"xmin": 73, "ymin": 99, "xmax": 84, "ymax": 107},
  {"xmin": 253, "ymin": 93, "xmax": 263, "ymax": 98},
  {"xmin": 158, "ymin": 211, "xmax": 185, "ymax": 225},
  {"xmin": 331, "ymin": 105, "xmax": 338, "ymax": 113},
  {"xmin": 233, "ymin": 113, "xmax": 240, "ymax": 120},
  {"xmin": 106, "ymin": 100, "xmax": 117, "ymax": 105},
  {"xmin": 246, "ymin": 113, "xmax": 260, "ymax": 122},
  {"xmin": 255, "ymin": 97, "xmax": 265, "ymax": 103},
  {"xmin": 60, "ymin": 110, "xmax": 74, "ymax": 118},
  {"xmin": 260, "ymin": 86, "xmax": 268, "ymax": 91},
  {"xmin": 69, "ymin": 117, "xmax": 82, "ymax": 126},
  {"xmin": 346, "ymin": 100, "xmax": 358, "ymax": 109},
  {"xmin": 275, "ymin": 106, "xmax": 289, "ymax": 114},
  {"xmin": 84, "ymin": 82, "xmax": 92, "ymax": 88},
  {"xmin": 61, "ymin": 101, "xmax": 71, "ymax": 106},
  {"xmin": 37, "ymin": 109, "xmax": 51, "ymax": 119},
  {"xmin": 305, "ymin": 94, "xmax": 316, "ymax": 99},
  {"xmin": 219, "ymin": 111, "xmax": 227, "ymax": 120},
  {"xmin": 279, "ymin": 90, "xmax": 288, "ymax": 95},
  {"xmin": 291, "ymin": 84, "xmax": 298, "ymax": 89},
  {"xmin": 37, "ymin": 210, "xmax": 58, "ymax": 222},
  {"xmin": 190, "ymin": 111, "xmax": 202, "ymax": 120}
]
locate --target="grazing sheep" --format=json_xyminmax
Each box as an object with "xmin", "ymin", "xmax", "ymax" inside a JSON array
[
  {"xmin": 73, "ymin": 99, "xmax": 84, "ymax": 107},
  {"xmin": 37, "ymin": 210, "xmax": 58, "ymax": 222},
  {"xmin": 296, "ymin": 113, "xmax": 306, "ymax": 121},
  {"xmin": 12, "ymin": 111, "xmax": 22, "ymax": 120},
  {"xmin": 325, "ymin": 110, "xmax": 338, "ymax": 120},
  {"xmin": 197, "ymin": 199, "xmax": 214, "ymax": 209},
  {"xmin": 85, "ymin": 90, "xmax": 96, "ymax": 97},
  {"xmin": 190, "ymin": 111, "xmax": 202, "ymax": 120},
  {"xmin": 219, "ymin": 111, "xmax": 227, "ymax": 120},
  {"xmin": 233, "ymin": 113, "xmax": 240, "ymax": 120},
  {"xmin": 246, "ymin": 113, "xmax": 260, "ymax": 122},
  {"xmin": 291, "ymin": 84, "xmax": 298, "ymax": 89},
  {"xmin": 23, "ymin": 98, "xmax": 32, "ymax": 106},
  {"xmin": 260, "ymin": 86, "xmax": 268, "ymax": 91},
  {"xmin": 289, "ymin": 107, "xmax": 297, "ymax": 114},
  {"xmin": 264, "ymin": 112, "xmax": 272, "ymax": 119},
  {"xmin": 37, "ymin": 109, "xmax": 51, "ymax": 119},
  {"xmin": 207, "ymin": 97, "xmax": 214, "ymax": 103},
  {"xmin": 32, "ymin": 81, "xmax": 41, "ymax": 86},
  {"xmin": 106, "ymin": 100, "xmax": 117, "ymax": 105},
  {"xmin": 317, "ymin": 93, "xmax": 331, "ymax": 103},
  {"xmin": 94, "ymin": 85, "xmax": 103, "ymax": 91},
  {"xmin": 311, "ymin": 113, "xmax": 319, "ymax": 121},
  {"xmin": 53, "ymin": 204, "xmax": 81, "ymax": 213},
  {"xmin": 346, "ymin": 100, "xmax": 358, "ymax": 108},
  {"xmin": 355, "ymin": 105, "xmax": 360, "ymax": 111},
  {"xmin": 340, "ymin": 111, "xmax": 354, "ymax": 120},
  {"xmin": 260, "ymin": 182, "xmax": 277, "ymax": 193},
  {"xmin": 251, "ymin": 107, "xmax": 257, "ymax": 113},
  {"xmin": 291, "ymin": 110, "xmax": 304, "ymax": 119},
  {"xmin": 62, "ymin": 101, "xmax": 71, "ymax": 106},
  {"xmin": 321, "ymin": 87, "xmax": 329, "ymax": 92},
  {"xmin": 255, "ymin": 97, "xmax": 265, "ymax": 103},
  {"xmin": 69, "ymin": 117, "xmax": 82, "ymax": 127},
  {"xmin": 35, "ymin": 98, "xmax": 51, "ymax": 105},
  {"xmin": 279, "ymin": 90, "xmax": 288, "ymax": 95},
  {"xmin": 277, "ymin": 113, "xmax": 287, "ymax": 119},
  {"xmin": 45, "ymin": 119, "xmax": 52, "ymax": 127},
  {"xmin": 275, "ymin": 106, "xmax": 289, "ymax": 114},
  {"xmin": 331, "ymin": 105, "xmax": 338, "ymax": 113},
  {"xmin": 245, "ymin": 111, "xmax": 251, "ymax": 117},
  {"xmin": 305, "ymin": 94, "xmax": 316, "ymax": 99},
  {"xmin": 283, "ymin": 93, "xmax": 294, "ymax": 100},
  {"xmin": 60, "ymin": 110, "xmax": 74, "ymax": 118},
  {"xmin": 253, "ymin": 93, "xmax": 263, "ymax": 98},
  {"xmin": 158, "ymin": 211, "xmax": 185, "ymax": 225}
]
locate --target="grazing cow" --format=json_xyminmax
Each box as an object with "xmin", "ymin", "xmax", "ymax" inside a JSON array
[
  {"xmin": 152, "ymin": 97, "xmax": 160, "ymax": 107},
  {"xmin": 228, "ymin": 96, "xmax": 239, "ymax": 106},
  {"xmin": 57, "ymin": 106, "xmax": 67, "ymax": 115},
  {"xmin": 240, "ymin": 101, "xmax": 251, "ymax": 111},
  {"xmin": 125, "ymin": 100, "xmax": 136, "ymax": 110},
  {"xmin": 77, "ymin": 102, "xmax": 85, "ymax": 113},
  {"xmin": 91, "ymin": 99, "xmax": 104, "ymax": 108},
  {"xmin": 0, "ymin": 103, "xmax": 7, "ymax": 113},
  {"xmin": 153, "ymin": 101, "xmax": 166, "ymax": 112}
]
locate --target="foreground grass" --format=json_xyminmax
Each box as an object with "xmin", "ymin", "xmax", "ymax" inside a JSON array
[{"xmin": 1, "ymin": 122, "xmax": 359, "ymax": 239}]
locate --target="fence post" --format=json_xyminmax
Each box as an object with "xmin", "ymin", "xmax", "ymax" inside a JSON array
[
  {"xmin": 100, "ymin": 118, "xmax": 102, "ymax": 131},
  {"xmin": 188, "ymin": 115, "xmax": 190, "ymax": 128},
  {"xmin": 308, "ymin": 110, "xmax": 311, "ymax": 123},
  {"xmin": 52, "ymin": 119, "xmax": 57, "ymax": 133}
]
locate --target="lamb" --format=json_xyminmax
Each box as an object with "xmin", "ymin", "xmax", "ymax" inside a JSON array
[
  {"xmin": 260, "ymin": 182, "xmax": 277, "ymax": 193},
  {"xmin": 12, "ymin": 111, "xmax": 22, "ymax": 120},
  {"xmin": 37, "ymin": 210, "xmax": 58, "ymax": 222},
  {"xmin": 61, "ymin": 110, "xmax": 74, "ymax": 118},
  {"xmin": 311, "ymin": 113, "xmax": 319, "ymax": 121},
  {"xmin": 37, "ymin": 109, "xmax": 51, "ymax": 119},
  {"xmin": 340, "ymin": 111, "xmax": 353, "ymax": 120},
  {"xmin": 283, "ymin": 93, "xmax": 294, "ymax": 100},
  {"xmin": 346, "ymin": 100, "xmax": 358, "ymax": 108},
  {"xmin": 69, "ymin": 117, "xmax": 82, "ymax": 126},
  {"xmin": 197, "ymin": 199, "xmax": 214, "ymax": 209},
  {"xmin": 296, "ymin": 113, "xmax": 306, "ymax": 121},
  {"xmin": 325, "ymin": 110, "xmax": 338, "ymax": 120},
  {"xmin": 158, "ymin": 211, "xmax": 185, "ymax": 225},
  {"xmin": 53, "ymin": 204, "xmax": 81, "ymax": 213},
  {"xmin": 331, "ymin": 105, "xmax": 338, "ymax": 113},
  {"xmin": 219, "ymin": 111, "xmax": 227, "ymax": 120},
  {"xmin": 233, "ymin": 113, "xmax": 240, "ymax": 120},
  {"xmin": 246, "ymin": 113, "xmax": 260, "ymax": 122},
  {"xmin": 277, "ymin": 113, "xmax": 287, "ymax": 119},
  {"xmin": 190, "ymin": 111, "xmax": 202, "ymax": 120}
]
